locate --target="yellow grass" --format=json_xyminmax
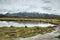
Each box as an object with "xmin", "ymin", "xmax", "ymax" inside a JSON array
[{"xmin": 0, "ymin": 18, "xmax": 60, "ymax": 25}]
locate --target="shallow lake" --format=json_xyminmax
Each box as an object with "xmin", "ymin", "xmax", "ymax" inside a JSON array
[
  {"xmin": 0, "ymin": 21, "xmax": 60, "ymax": 40},
  {"xmin": 0, "ymin": 21, "xmax": 55, "ymax": 27}
]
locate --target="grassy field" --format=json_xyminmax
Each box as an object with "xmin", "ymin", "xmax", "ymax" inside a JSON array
[
  {"xmin": 0, "ymin": 18, "xmax": 60, "ymax": 25},
  {"xmin": 0, "ymin": 26, "xmax": 55, "ymax": 38},
  {"xmin": 0, "ymin": 17, "xmax": 60, "ymax": 39}
]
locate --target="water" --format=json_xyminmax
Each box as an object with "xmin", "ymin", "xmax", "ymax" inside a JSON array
[
  {"xmin": 0, "ymin": 21, "xmax": 55, "ymax": 27},
  {"xmin": 13, "ymin": 26, "xmax": 60, "ymax": 40},
  {"xmin": 0, "ymin": 21, "xmax": 60, "ymax": 40}
]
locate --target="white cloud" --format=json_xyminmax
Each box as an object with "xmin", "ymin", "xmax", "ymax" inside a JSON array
[{"xmin": 0, "ymin": 0, "xmax": 60, "ymax": 15}]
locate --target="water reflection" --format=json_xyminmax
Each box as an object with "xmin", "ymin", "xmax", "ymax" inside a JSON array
[
  {"xmin": 0, "ymin": 21, "xmax": 55, "ymax": 27},
  {"xmin": 0, "ymin": 21, "xmax": 60, "ymax": 40}
]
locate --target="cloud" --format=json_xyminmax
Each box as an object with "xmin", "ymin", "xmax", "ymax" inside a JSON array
[
  {"xmin": 42, "ymin": 0, "xmax": 51, "ymax": 3},
  {"xmin": 42, "ymin": 7, "xmax": 52, "ymax": 11},
  {"xmin": 0, "ymin": 0, "xmax": 60, "ymax": 15}
]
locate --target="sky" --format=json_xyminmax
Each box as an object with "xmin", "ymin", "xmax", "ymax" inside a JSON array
[{"xmin": 0, "ymin": 0, "xmax": 60, "ymax": 15}]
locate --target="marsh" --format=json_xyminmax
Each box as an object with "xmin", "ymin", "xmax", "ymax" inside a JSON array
[{"xmin": 0, "ymin": 21, "xmax": 60, "ymax": 40}]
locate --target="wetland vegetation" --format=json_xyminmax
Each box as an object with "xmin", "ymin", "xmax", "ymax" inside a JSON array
[
  {"xmin": 55, "ymin": 35, "xmax": 60, "ymax": 39},
  {"xmin": 0, "ymin": 26, "xmax": 55, "ymax": 38},
  {"xmin": 0, "ymin": 18, "xmax": 60, "ymax": 25},
  {"xmin": 0, "ymin": 17, "xmax": 60, "ymax": 40}
]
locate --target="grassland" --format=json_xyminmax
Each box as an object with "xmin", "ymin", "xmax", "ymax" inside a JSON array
[
  {"xmin": 0, "ymin": 17, "xmax": 60, "ymax": 40},
  {"xmin": 0, "ymin": 18, "xmax": 60, "ymax": 25},
  {"xmin": 0, "ymin": 26, "xmax": 55, "ymax": 38}
]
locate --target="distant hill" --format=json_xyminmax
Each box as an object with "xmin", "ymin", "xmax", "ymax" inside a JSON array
[
  {"xmin": 0, "ymin": 12, "xmax": 60, "ymax": 19},
  {"xmin": 0, "ymin": 14, "xmax": 6, "ymax": 17}
]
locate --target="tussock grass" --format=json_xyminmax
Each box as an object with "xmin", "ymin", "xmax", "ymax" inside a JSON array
[
  {"xmin": 0, "ymin": 26, "xmax": 55, "ymax": 38},
  {"xmin": 0, "ymin": 18, "xmax": 60, "ymax": 25}
]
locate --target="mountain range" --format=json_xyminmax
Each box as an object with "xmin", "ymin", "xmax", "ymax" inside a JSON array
[{"xmin": 0, "ymin": 12, "xmax": 60, "ymax": 19}]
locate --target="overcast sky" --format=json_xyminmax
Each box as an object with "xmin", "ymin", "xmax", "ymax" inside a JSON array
[{"xmin": 0, "ymin": 0, "xmax": 60, "ymax": 15}]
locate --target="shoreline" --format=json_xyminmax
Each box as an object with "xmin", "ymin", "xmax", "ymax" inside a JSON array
[{"xmin": 0, "ymin": 18, "xmax": 60, "ymax": 25}]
